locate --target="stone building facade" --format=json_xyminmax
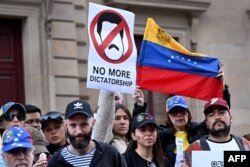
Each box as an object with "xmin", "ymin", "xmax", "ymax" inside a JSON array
[{"xmin": 0, "ymin": 0, "xmax": 250, "ymax": 135}]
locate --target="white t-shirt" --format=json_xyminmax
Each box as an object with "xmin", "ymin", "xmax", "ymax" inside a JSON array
[{"xmin": 206, "ymin": 137, "xmax": 240, "ymax": 151}]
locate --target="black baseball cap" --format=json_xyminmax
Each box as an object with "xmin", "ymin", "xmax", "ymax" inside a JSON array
[
  {"xmin": 131, "ymin": 112, "xmax": 158, "ymax": 132},
  {"xmin": 40, "ymin": 111, "xmax": 64, "ymax": 130},
  {"xmin": 65, "ymin": 100, "xmax": 93, "ymax": 119}
]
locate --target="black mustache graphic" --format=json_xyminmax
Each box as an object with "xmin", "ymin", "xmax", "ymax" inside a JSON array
[{"xmin": 108, "ymin": 44, "xmax": 119, "ymax": 51}]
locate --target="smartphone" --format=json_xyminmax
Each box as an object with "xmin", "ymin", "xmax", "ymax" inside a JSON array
[{"xmin": 39, "ymin": 153, "xmax": 47, "ymax": 160}]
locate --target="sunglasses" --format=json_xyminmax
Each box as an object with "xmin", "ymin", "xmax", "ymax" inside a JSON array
[
  {"xmin": 169, "ymin": 110, "xmax": 188, "ymax": 117},
  {"xmin": 40, "ymin": 112, "xmax": 63, "ymax": 122},
  {"xmin": 25, "ymin": 119, "xmax": 40, "ymax": 125},
  {"xmin": 2, "ymin": 112, "xmax": 25, "ymax": 121}
]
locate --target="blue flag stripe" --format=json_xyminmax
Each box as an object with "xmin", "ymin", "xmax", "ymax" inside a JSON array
[{"xmin": 138, "ymin": 41, "xmax": 219, "ymax": 77}]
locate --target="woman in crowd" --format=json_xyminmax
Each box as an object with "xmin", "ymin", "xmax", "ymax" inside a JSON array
[
  {"xmin": 123, "ymin": 112, "xmax": 169, "ymax": 167},
  {"xmin": 40, "ymin": 111, "xmax": 68, "ymax": 155},
  {"xmin": 92, "ymin": 91, "xmax": 132, "ymax": 153},
  {"xmin": 159, "ymin": 95, "xmax": 207, "ymax": 167},
  {"xmin": 110, "ymin": 103, "xmax": 132, "ymax": 153}
]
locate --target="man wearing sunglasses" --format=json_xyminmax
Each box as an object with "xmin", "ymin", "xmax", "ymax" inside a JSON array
[
  {"xmin": 0, "ymin": 101, "xmax": 26, "ymax": 130},
  {"xmin": 1, "ymin": 127, "xmax": 34, "ymax": 167},
  {"xmin": 47, "ymin": 100, "xmax": 127, "ymax": 167},
  {"xmin": 40, "ymin": 111, "xmax": 68, "ymax": 155}
]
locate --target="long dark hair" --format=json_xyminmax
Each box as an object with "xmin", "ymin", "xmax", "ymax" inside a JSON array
[
  {"xmin": 126, "ymin": 129, "xmax": 166, "ymax": 167},
  {"xmin": 165, "ymin": 109, "xmax": 192, "ymax": 134},
  {"xmin": 113, "ymin": 103, "xmax": 132, "ymax": 141}
]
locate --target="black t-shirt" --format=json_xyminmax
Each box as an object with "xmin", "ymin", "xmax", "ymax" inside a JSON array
[
  {"xmin": 123, "ymin": 150, "xmax": 159, "ymax": 167},
  {"xmin": 47, "ymin": 142, "xmax": 68, "ymax": 155}
]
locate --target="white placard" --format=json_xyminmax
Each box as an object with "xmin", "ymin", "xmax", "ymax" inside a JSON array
[
  {"xmin": 192, "ymin": 151, "xmax": 224, "ymax": 167},
  {"xmin": 175, "ymin": 138, "xmax": 183, "ymax": 167},
  {"xmin": 87, "ymin": 3, "xmax": 137, "ymax": 94}
]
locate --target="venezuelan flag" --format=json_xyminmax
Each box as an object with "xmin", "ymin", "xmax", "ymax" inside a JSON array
[{"xmin": 137, "ymin": 18, "xmax": 223, "ymax": 101}]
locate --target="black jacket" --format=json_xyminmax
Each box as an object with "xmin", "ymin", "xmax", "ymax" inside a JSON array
[
  {"xmin": 159, "ymin": 122, "xmax": 208, "ymax": 167},
  {"xmin": 123, "ymin": 149, "xmax": 169, "ymax": 167},
  {"xmin": 47, "ymin": 141, "xmax": 69, "ymax": 155},
  {"xmin": 47, "ymin": 140, "xmax": 127, "ymax": 167}
]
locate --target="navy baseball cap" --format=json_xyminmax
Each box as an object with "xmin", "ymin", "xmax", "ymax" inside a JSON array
[
  {"xmin": 65, "ymin": 100, "xmax": 93, "ymax": 119},
  {"xmin": 40, "ymin": 111, "xmax": 64, "ymax": 130},
  {"xmin": 131, "ymin": 112, "xmax": 158, "ymax": 132}
]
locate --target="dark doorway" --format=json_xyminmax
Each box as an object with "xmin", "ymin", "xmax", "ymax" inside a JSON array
[{"xmin": 0, "ymin": 18, "xmax": 25, "ymax": 106}]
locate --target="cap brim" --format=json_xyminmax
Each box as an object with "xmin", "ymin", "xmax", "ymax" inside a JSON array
[
  {"xmin": 41, "ymin": 118, "xmax": 63, "ymax": 124},
  {"xmin": 136, "ymin": 121, "xmax": 159, "ymax": 129},
  {"xmin": 66, "ymin": 111, "xmax": 92, "ymax": 119},
  {"xmin": 33, "ymin": 145, "xmax": 49, "ymax": 155},
  {"xmin": 8, "ymin": 104, "xmax": 26, "ymax": 114},
  {"xmin": 41, "ymin": 119, "xmax": 63, "ymax": 130},
  {"xmin": 204, "ymin": 105, "xmax": 229, "ymax": 115},
  {"xmin": 2, "ymin": 142, "xmax": 33, "ymax": 152},
  {"xmin": 168, "ymin": 104, "xmax": 188, "ymax": 112}
]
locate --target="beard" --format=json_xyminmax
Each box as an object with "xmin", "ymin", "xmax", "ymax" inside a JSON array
[
  {"xmin": 66, "ymin": 128, "xmax": 92, "ymax": 149},
  {"xmin": 209, "ymin": 120, "xmax": 231, "ymax": 138}
]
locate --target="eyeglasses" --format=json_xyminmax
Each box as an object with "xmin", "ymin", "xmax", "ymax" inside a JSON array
[
  {"xmin": 169, "ymin": 110, "xmax": 188, "ymax": 117},
  {"xmin": 2, "ymin": 112, "xmax": 25, "ymax": 121},
  {"xmin": 40, "ymin": 112, "xmax": 63, "ymax": 122},
  {"xmin": 25, "ymin": 119, "xmax": 40, "ymax": 125}
]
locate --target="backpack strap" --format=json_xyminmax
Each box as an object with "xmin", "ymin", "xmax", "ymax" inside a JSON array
[
  {"xmin": 232, "ymin": 135, "xmax": 246, "ymax": 151},
  {"xmin": 199, "ymin": 137, "xmax": 210, "ymax": 150}
]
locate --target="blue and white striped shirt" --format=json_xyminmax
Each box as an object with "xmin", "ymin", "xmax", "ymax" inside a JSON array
[{"xmin": 61, "ymin": 146, "xmax": 96, "ymax": 167}]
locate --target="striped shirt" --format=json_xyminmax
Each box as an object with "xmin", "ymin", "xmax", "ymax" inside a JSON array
[{"xmin": 61, "ymin": 146, "xmax": 96, "ymax": 167}]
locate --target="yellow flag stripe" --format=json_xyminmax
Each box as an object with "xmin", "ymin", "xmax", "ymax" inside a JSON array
[{"xmin": 144, "ymin": 18, "xmax": 206, "ymax": 57}]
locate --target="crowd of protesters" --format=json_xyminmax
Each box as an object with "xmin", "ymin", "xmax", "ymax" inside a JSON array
[{"xmin": 1, "ymin": 77, "xmax": 250, "ymax": 166}]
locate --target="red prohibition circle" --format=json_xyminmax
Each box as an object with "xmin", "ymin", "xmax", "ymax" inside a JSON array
[{"xmin": 90, "ymin": 10, "xmax": 133, "ymax": 64}]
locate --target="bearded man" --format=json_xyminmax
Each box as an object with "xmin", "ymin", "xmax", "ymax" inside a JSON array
[
  {"xmin": 47, "ymin": 100, "xmax": 126, "ymax": 167},
  {"xmin": 183, "ymin": 98, "xmax": 250, "ymax": 167}
]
